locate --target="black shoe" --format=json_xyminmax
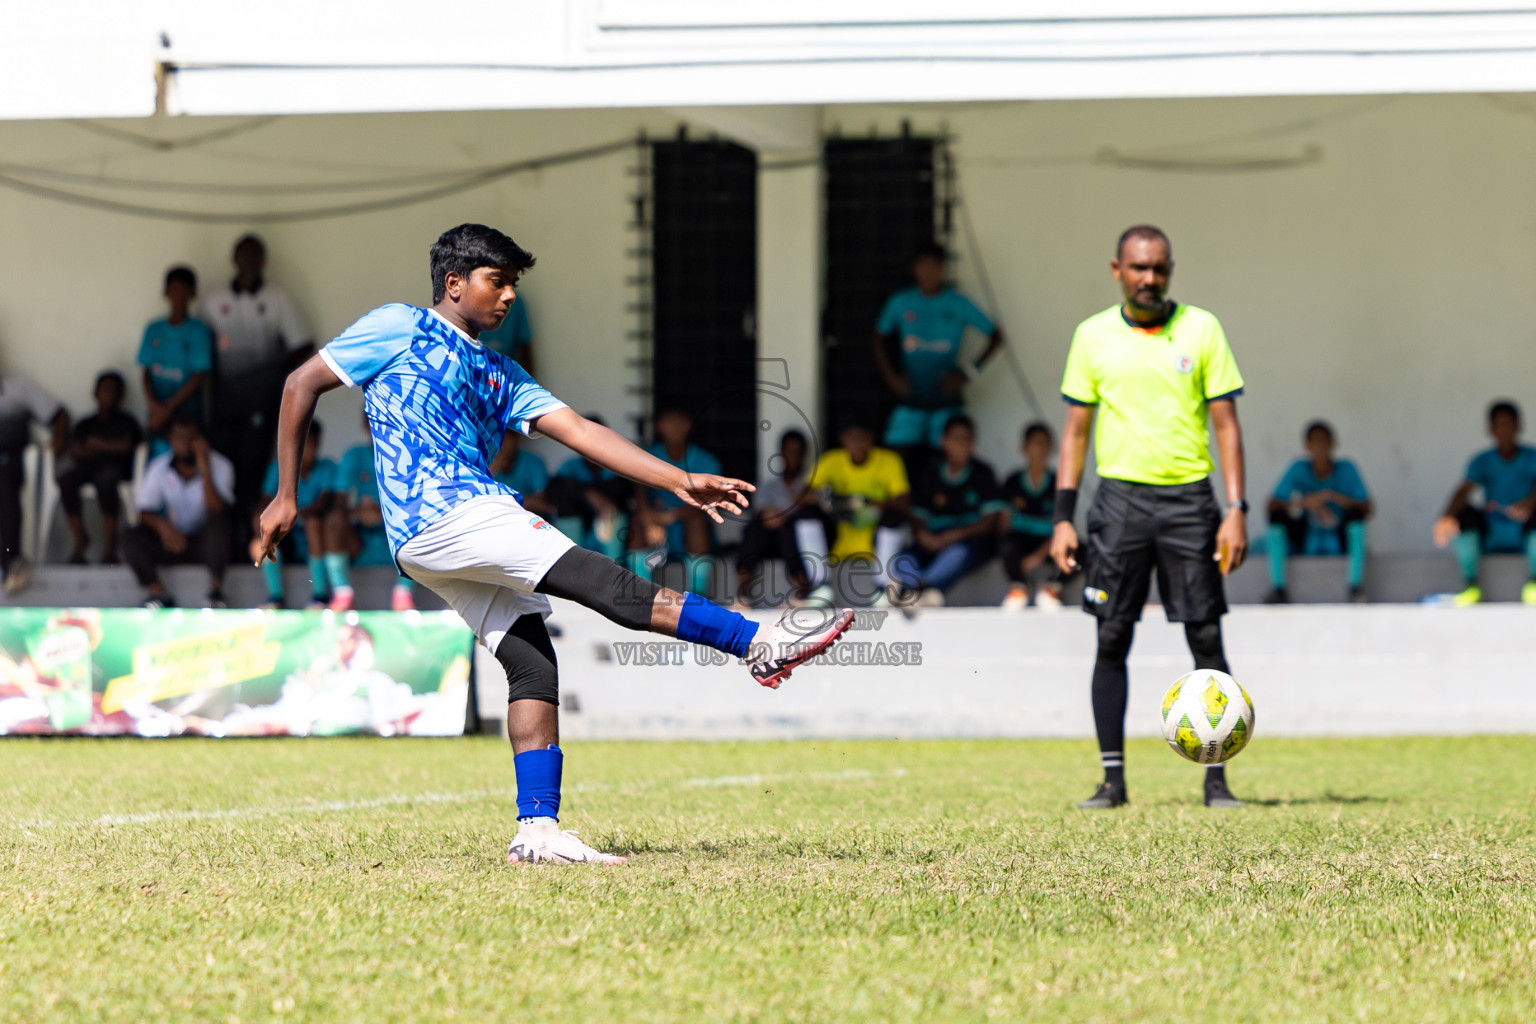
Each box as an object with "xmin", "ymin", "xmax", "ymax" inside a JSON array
[
  {"xmin": 1204, "ymin": 777, "xmax": 1244, "ymax": 808},
  {"xmin": 1076, "ymin": 781, "xmax": 1128, "ymax": 809},
  {"xmin": 142, "ymin": 593, "xmax": 177, "ymax": 610},
  {"xmin": 1263, "ymin": 587, "xmax": 1290, "ymax": 605},
  {"xmin": 206, "ymin": 589, "xmax": 228, "ymax": 610},
  {"xmin": 1349, "ymin": 586, "xmax": 1368, "ymax": 604}
]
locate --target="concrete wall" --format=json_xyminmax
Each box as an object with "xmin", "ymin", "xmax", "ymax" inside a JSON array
[
  {"xmin": 478, "ymin": 603, "xmax": 1536, "ymax": 739},
  {"xmin": 3, "ymin": 93, "xmax": 1536, "ymax": 550}
]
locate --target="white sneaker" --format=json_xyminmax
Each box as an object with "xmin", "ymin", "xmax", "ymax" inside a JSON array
[
  {"xmin": 1036, "ymin": 587, "xmax": 1063, "ymax": 612},
  {"xmin": 1001, "ymin": 584, "xmax": 1028, "ymax": 610},
  {"xmin": 506, "ymin": 821, "xmax": 628, "ymax": 866},
  {"xmin": 748, "ymin": 606, "xmax": 856, "ymax": 689},
  {"xmin": 884, "ymin": 581, "xmax": 920, "ymax": 610},
  {"xmin": 915, "ymin": 587, "xmax": 945, "ymax": 608}
]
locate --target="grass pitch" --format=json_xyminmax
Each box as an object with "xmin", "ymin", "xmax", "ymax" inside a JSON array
[{"xmin": 4, "ymin": 735, "xmax": 1536, "ymax": 1023}]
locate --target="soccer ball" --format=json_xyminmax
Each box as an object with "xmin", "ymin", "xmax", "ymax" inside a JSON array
[{"xmin": 1159, "ymin": 669, "xmax": 1255, "ymax": 765}]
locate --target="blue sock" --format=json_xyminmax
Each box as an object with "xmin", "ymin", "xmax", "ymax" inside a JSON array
[
  {"xmin": 261, "ymin": 558, "xmax": 283, "ymax": 600},
  {"xmin": 675, "ymin": 592, "xmax": 758, "ymax": 658},
  {"xmin": 513, "ymin": 745, "xmax": 563, "ymax": 821},
  {"xmin": 306, "ymin": 554, "xmax": 328, "ymax": 599},
  {"xmin": 324, "ymin": 552, "xmax": 351, "ymax": 592}
]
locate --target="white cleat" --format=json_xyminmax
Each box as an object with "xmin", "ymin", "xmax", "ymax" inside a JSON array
[
  {"xmin": 748, "ymin": 606, "xmax": 856, "ymax": 689},
  {"xmin": 506, "ymin": 823, "xmax": 628, "ymax": 866}
]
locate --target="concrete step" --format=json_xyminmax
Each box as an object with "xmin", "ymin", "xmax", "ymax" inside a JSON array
[{"xmin": 3, "ymin": 565, "xmax": 448, "ymax": 612}]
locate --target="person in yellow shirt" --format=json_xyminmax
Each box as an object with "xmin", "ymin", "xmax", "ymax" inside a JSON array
[
  {"xmin": 806, "ymin": 420, "xmax": 910, "ymax": 601},
  {"xmin": 1051, "ymin": 225, "xmax": 1250, "ymax": 811}
]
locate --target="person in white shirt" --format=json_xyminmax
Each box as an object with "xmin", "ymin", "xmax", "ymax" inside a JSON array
[
  {"xmin": 0, "ymin": 372, "xmax": 67, "ymax": 594},
  {"xmin": 199, "ymin": 234, "xmax": 313, "ymax": 530},
  {"xmin": 123, "ymin": 413, "xmax": 236, "ymax": 609},
  {"xmin": 733, "ymin": 429, "xmax": 833, "ymax": 607}
]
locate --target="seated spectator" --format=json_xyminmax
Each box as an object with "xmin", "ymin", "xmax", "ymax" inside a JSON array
[
  {"xmin": 251, "ymin": 420, "xmax": 335, "ymax": 609},
  {"xmin": 138, "ymin": 266, "xmax": 212, "ymax": 456},
  {"xmin": 323, "ymin": 415, "xmax": 415, "ymax": 612},
  {"xmin": 489, "ymin": 429, "xmax": 551, "ymax": 515},
  {"xmin": 1265, "ymin": 420, "xmax": 1372, "ymax": 604},
  {"xmin": 632, "ymin": 408, "xmax": 721, "ymax": 596},
  {"xmin": 998, "ymin": 421, "xmax": 1062, "ymax": 610},
  {"xmin": 888, "ymin": 414, "xmax": 1004, "ymax": 607},
  {"xmin": 1434, "ymin": 400, "xmax": 1536, "ymax": 605},
  {"xmin": 546, "ymin": 414, "xmax": 633, "ymax": 561},
  {"xmin": 0, "ymin": 371, "xmax": 68, "ymax": 595},
  {"xmin": 872, "ymin": 242, "xmax": 1004, "ymax": 476},
  {"xmin": 735, "ymin": 429, "xmax": 833, "ymax": 608},
  {"xmin": 57, "ymin": 371, "xmax": 143, "ymax": 566},
  {"xmin": 807, "ymin": 419, "xmax": 909, "ymax": 599},
  {"xmin": 124, "ymin": 413, "xmax": 233, "ymax": 608}
]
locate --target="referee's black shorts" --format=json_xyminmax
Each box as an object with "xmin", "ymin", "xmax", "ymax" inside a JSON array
[{"xmin": 1082, "ymin": 477, "xmax": 1227, "ymax": 623}]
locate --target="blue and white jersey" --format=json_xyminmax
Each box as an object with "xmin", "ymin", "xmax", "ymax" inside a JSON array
[{"xmin": 319, "ymin": 304, "xmax": 567, "ymax": 555}]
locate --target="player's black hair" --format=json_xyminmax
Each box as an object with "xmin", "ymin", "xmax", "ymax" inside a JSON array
[
  {"xmin": 233, "ymin": 234, "xmax": 265, "ymax": 257},
  {"xmin": 1022, "ymin": 421, "xmax": 1053, "ymax": 444},
  {"xmin": 1116, "ymin": 224, "xmax": 1172, "ymax": 259},
  {"xmin": 169, "ymin": 411, "xmax": 202, "ymax": 433},
  {"xmin": 1303, "ymin": 419, "xmax": 1335, "ymax": 442},
  {"xmin": 95, "ymin": 370, "xmax": 125, "ymax": 393},
  {"xmin": 835, "ymin": 416, "xmax": 874, "ymax": 436},
  {"xmin": 1489, "ymin": 400, "xmax": 1521, "ymax": 426},
  {"xmin": 778, "ymin": 429, "xmax": 808, "ymax": 450},
  {"xmin": 429, "ymin": 224, "xmax": 536, "ymax": 303},
  {"xmin": 164, "ymin": 265, "xmax": 197, "ymax": 292},
  {"xmin": 942, "ymin": 413, "xmax": 976, "ymax": 436},
  {"xmin": 914, "ymin": 240, "xmax": 948, "ymax": 263}
]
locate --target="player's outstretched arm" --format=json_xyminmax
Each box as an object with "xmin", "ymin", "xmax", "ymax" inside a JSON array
[
  {"xmin": 1051, "ymin": 403, "xmax": 1094, "ymax": 574},
  {"xmin": 534, "ymin": 407, "xmax": 754, "ymax": 524},
  {"xmin": 254, "ymin": 355, "xmax": 344, "ymax": 565}
]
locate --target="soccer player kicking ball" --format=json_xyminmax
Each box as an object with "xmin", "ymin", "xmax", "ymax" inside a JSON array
[
  {"xmin": 256, "ymin": 224, "xmax": 854, "ymax": 865},
  {"xmin": 1051, "ymin": 225, "xmax": 1249, "ymax": 810}
]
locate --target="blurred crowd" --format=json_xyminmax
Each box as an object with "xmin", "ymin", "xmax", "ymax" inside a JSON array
[{"xmin": 2, "ymin": 236, "xmax": 1533, "ymax": 610}]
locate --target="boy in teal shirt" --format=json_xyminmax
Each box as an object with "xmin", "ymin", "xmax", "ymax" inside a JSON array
[
  {"xmin": 1265, "ymin": 421, "xmax": 1372, "ymax": 603},
  {"xmin": 138, "ymin": 266, "xmax": 213, "ymax": 456},
  {"xmin": 1434, "ymin": 400, "xmax": 1536, "ymax": 604},
  {"xmin": 872, "ymin": 242, "xmax": 1004, "ymax": 470}
]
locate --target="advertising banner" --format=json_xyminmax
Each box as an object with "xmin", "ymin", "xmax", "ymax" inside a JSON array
[{"xmin": 0, "ymin": 608, "xmax": 474, "ymax": 738}]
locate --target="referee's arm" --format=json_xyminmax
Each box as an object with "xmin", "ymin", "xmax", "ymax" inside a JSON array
[{"xmin": 1049, "ymin": 403, "xmax": 1094, "ymax": 574}]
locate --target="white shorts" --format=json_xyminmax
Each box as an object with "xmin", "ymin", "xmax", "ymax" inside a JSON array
[{"xmin": 397, "ymin": 494, "xmax": 576, "ymax": 653}]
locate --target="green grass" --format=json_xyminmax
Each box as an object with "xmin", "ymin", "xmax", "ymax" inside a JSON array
[{"xmin": 4, "ymin": 736, "xmax": 1536, "ymax": 1023}]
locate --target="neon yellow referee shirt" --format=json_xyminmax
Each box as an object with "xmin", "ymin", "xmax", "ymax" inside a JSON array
[{"xmin": 1060, "ymin": 302, "xmax": 1244, "ymax": 486}]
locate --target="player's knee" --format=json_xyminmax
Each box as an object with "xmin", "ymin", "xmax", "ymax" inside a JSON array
[
  {"xmin": 537, "ymin": 546, "xmax": 659, "ymax": 631},
  {"xmin": 496, "ymin": 637, "xmax": 559, "ymax": 705},
  {"xmin": 1095, "ymin": 619, "xmax": 1135, "ymax": 662}
]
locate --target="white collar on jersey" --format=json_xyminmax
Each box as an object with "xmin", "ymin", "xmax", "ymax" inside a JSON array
[{"xmin": 427, "ymin": 308, "xmax": 483, "ymax": 347}]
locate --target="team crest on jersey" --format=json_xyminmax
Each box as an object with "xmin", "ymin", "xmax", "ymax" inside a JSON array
[
  {"xmin": 1175, "ymin": 355, "xmax": 1194, "ymax": 374},
  {"xmin": 529, "ymin": 517, "xmax": 553, "ymax": 530},
  {"xmin": 903, "ymin": 310, "xmax": 917, "ymax": 322}
]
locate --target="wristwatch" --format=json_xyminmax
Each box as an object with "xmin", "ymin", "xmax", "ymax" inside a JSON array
[{"xmin": 1229, "ymin": 499, "xmax": 1250, "ymax": 515}]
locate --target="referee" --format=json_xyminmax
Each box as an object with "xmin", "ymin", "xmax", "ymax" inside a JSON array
[{"xmin": 1051, "ymin": 226, "xmax": 1249, "ymax": 810}]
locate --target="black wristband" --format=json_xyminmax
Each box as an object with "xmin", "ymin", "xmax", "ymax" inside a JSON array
[{"xmin": 1054, "ymin": 489, "xmax": 1078, "ymax": 524}]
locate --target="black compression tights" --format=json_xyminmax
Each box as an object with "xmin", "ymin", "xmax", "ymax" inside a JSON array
[{"xmin": 1090, "ymin": 619, "xmax": 1230, "ymax": 763}]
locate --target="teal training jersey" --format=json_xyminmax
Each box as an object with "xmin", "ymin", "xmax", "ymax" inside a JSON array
[{"xmin": 876, "ymin": 287, "xmax": 993, "ymax": 406}]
